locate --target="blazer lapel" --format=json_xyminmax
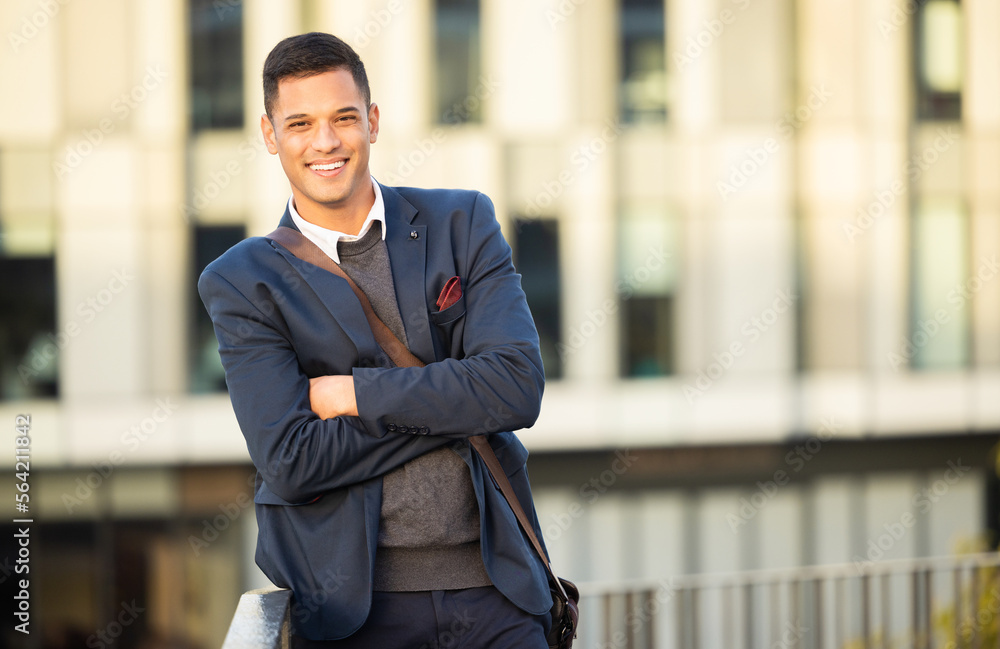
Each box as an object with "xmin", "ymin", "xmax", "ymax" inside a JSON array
[
  {"xmin": 268, "ymin": 206, "xmax": 379, "ymax": 356},
  {"xmin": 380, "ymin": 184, "xmax": 435, "ymax": 365}
]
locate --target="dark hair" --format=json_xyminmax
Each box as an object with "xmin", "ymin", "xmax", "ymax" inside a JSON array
[{"xmin": 262, "ymin": 32, "xmax": 370, "ymax": 118}]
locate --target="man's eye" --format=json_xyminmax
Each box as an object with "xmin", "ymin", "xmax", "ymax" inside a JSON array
[
  {"xmin": 338, "ymin": 116, "xmax": 357, "ymax": 124},
  {"xmin": 289, "ymin": 121, "xmax": 307, "ymax": 128}
]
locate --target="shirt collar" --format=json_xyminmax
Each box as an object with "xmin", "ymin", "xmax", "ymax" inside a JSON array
[{"xmin": 287, "ymin": 176, "xmax": 386, "ymax": 264}]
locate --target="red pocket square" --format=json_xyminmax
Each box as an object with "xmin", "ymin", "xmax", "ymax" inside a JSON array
[{"xmin": 436, "ymin": 276, "xmax": 462, "ymax": 311}]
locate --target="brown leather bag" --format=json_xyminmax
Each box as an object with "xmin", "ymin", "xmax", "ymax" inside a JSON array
[{"xmin": 268, "ymin": 226, "xmax": 579, "ymax": 648}]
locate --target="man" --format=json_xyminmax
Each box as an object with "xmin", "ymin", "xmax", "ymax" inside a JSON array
[{"xmin": 198, "ymin": 32, "xmax": 553, "ymax": 646}]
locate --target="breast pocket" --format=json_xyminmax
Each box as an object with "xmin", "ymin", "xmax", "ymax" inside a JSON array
[
  {"xmin": 429, "ymin": 295, "xmax": 466, "ymax": 326},
  {"xmin": 428, "ymin": 295, "xmax": 467, "ymax": 359}
]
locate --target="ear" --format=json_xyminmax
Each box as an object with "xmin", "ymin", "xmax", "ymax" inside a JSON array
[
  {"xmin": 367, "ymin": 103, "xmax": 380, "ymax": 144},
  {"xmin": 261, "ymin": 113, "xmax": 279, "ymax": 154}
]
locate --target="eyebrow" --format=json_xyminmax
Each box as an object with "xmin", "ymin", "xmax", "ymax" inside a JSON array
[{"xmin": 283, "ymin": 107, "xmax": 361, "ymax": 123}]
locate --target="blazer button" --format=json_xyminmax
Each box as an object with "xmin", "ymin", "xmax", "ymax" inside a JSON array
[
  {"xmin": 420, "ymin": 426, "xmax": 430, "ymax": 435},
  {"xmin": 387, "ymin": 424, "xmax": 397, "ymax": 432}
]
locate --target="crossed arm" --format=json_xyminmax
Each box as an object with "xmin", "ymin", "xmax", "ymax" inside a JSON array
[
  {"xmin": 198, "ymin": 193, "xmax": 544, "ymax": 501},
  {"xmin": 309, "ymin": 375, "xmax": 358, "ymax": 419}
]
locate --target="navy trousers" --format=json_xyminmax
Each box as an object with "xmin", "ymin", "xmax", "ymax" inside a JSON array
[{"xmin": 291, "ymin": 586, "xmax": 550, "ymax": 648}]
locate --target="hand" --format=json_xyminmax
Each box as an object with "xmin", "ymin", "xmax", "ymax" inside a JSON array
[{"xmin": 308, "ymin": 375, "xmax": 359, "ymax": 419}]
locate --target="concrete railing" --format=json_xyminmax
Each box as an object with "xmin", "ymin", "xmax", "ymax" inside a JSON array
[{"xmin": 221, "ymin": 587, "xmax": 291, "ymax": 649}]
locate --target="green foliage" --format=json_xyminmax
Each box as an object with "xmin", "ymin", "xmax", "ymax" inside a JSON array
[{"xmin": 935, "ymin": 540, "xmax": 1000, "ymax": 649}]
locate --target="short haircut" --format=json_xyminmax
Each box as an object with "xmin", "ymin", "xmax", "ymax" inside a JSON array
[{"xmin": 262, "ymin": 32, "xmax": 371, "ymax": 119}]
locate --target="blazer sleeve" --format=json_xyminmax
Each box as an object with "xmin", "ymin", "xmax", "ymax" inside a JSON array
[
  {"xmin": 353, "ymin": 192, "xmax": 546, "ymax": 438},
  {"xmin": 198, "ymin": 267, "xmax": 453, "ymax": 503}
]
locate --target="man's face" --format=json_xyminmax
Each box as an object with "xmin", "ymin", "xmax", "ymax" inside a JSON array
[{"xmin": 261, "ymin": 68, "xmax": 379, "ymax": 223}]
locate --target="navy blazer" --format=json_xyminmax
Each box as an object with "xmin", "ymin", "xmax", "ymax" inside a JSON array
[{"xmin": 198, "ymin": 184, "xmax": 552, "ymax": 641}]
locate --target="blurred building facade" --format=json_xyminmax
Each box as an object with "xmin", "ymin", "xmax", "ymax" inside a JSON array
[{"xmin": 0, "ymin": 0, "xmax": 998, "ymax": 646}]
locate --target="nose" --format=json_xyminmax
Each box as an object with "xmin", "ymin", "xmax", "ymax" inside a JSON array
[{"xmin": 311, "ymin": 120, "xmax": 340, "ymax": 153}]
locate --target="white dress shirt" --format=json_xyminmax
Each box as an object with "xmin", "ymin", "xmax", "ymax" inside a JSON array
[{"xmin": 287, "ymin": 176, "xmax": 386, "ymax": 264}]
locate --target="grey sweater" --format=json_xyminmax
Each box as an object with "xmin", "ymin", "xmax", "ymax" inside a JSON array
[{"xmin": 337, "ymin": 223, "xmax": 492, "ymax": 592}]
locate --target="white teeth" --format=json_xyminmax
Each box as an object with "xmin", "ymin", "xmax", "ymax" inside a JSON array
[{"xmin": 310, "ymin": 161, "xmax": 345, "ymax": 171}]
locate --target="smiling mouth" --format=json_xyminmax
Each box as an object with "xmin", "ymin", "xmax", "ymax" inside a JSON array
[{"xmin": 309, "ymin": 161, "xmax": 346, "ymax": 171}]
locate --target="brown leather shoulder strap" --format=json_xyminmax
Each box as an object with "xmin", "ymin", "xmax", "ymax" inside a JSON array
[
  {"xmin": 267, "ymin": 226, "xmax": 421, "ymax": 369},
  {"xmin": 467, "ymin": 435, "xmax": 570, "ymax": 601},
  {"xmin": 266, "ymin": 225, "xmax": 567, "ymax": 600}
]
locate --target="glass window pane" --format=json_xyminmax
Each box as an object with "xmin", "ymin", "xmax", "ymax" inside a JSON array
[
  {"xmin": 513, "ymin": 218, "xmax": 563, "ymax": 379},
  {"xmin": 622, "ymin": 295, "xmax": 673, "ymax": 377},
  {"xmin": 619, "ymin": 206, "xmax": 677, "ymax": 377},
  {"xmin": 910, "ymin": 199, "xmax": 968, "ymax": 370},
  {"xmin": 618, "ymin": 207, "xmax": 677, "ymax": 295},
  {"xmin": 435, "ymin": 0, "xmax": 482, "ymax": 124},
  {"xmin": 190, "ymin": 225, "xmax": 245, "ymax": 392},
  {"xmin": 190, "ymin": 0, "xmax": 244, "ymax": 131},
  {"xmin": 621, "ymin": 0, "xmax": 666, "ymax": 124},
  {"xmin": 0, "ymin": 149, "xmax": 55, "ymax": 255},
  {"xmin": 915, "ymin": 0, "xmax": 962, "ymax": 120},
  {"xmin": 0, "ymin": 148, "xmax": 58, "ymax": 400},
  {"xmin": 921, "ymin": 0, "xmax": 963, "ymax": 94},
  {"xmin": 0, "ymin": 256, "xmax": 58, "ymax": 400}
]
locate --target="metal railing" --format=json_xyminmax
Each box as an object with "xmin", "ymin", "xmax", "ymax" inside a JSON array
[
  {"xmin": 578, "ymin": 552, "xmax": 1000, "ymax": 649},
  {"xmin": 221, "ymin": 553, "xmax": 1000, "ymax": 649},
  {"xmin": 221, "ymin": 587, "xmax": 291, "ymax": 649}
]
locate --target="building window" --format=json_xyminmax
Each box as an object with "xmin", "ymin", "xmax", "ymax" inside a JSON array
[
  {"xmin": 190, "ymin": 0, "xmax": 244, "ymax": 131},
  {"xmin": 0, "ymin": 257, "xmax": 58, "ymax": 400},
  {"xmin": 908, "ymin": 199, "xmax": 969, "ymax": 370},
  {"xmin": 0, "ymin": 148, "xmax": 58, "ymax": 400},
  {"xmin": 513, "ymin": 218, "xmax": 563, "ymax": 379},
  {"xmin": 620, "ymin": 0, "xmax": 667, "ymax": 124},
  {"xmin": 914, "ymin": 0, "xmax": 962, "ymax": 121},
  {"xmin": 434, "ymin": 0, "xmax": 482, "ymax": 125},
  {"xmin": 619, "ymin": 206, "xmax": 677, "ymax": 377},
  {"xmin": 190, "ymin": 225, "xmax": 245, "ymax": 392}
]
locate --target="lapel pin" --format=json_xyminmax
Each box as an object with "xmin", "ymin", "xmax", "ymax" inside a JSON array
[{"xmin": 409, "ymin": 230, "xmax": 419, "ymax": 240}]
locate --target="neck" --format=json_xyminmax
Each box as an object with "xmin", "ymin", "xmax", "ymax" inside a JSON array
[{"xmin": 293, "ymin": 186, "xmax": 375, "ymax": 235}]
